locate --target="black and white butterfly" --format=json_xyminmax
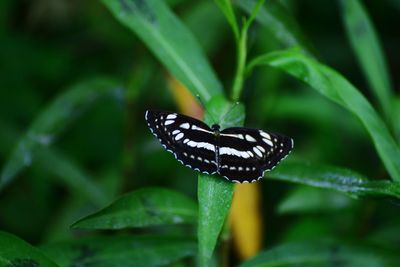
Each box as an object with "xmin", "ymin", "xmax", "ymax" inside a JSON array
[{"xmin": 145, "ymin": 110, "xmax": 293, "ymax": 183}]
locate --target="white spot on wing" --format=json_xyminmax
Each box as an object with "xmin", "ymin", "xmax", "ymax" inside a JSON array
[
  {"xmin": 219, "ymin": 147, "xmax": 251, "ymax": 158},
  {"xmin": 167, "ymin": 114, "xmax": 177, "ymax": 119},
  {"xmin": 263, "ymin": 138, "xmax": 274, "ymax": 147},
  {"xmin": 253, "ymin": 146, "xmax": 263, "ymax": 157},
  {"xmin": 220, "ymin": 133, "xmax": 244, "ymax": 139},
  {"xmin": 192, "ymin": 125, "xmax": 213, "ymax": 133},
  {"xmin": 180, "ymin": 123, "xmax": 190, "ymax": 129},
  {"xmin": 260, "ymin": 131, "xmax": 271, "ymax": 139},
  {"xmin": 165, "ymin": 120, "xmax": 174, "ymax": 125},
  {"xmin": 257, "ymin": 145, "xmax": 265, "ymax": 153},
  {"xmin": 186, "ymin": 141, "xmax": 215, "ymax": 151},
  {"xmin": 245, "ymin": 135, "xmax": 257, "ymax": 142},
  {"xmin": 172, "ymin": 130, "xmax": 180, "ymax": 135},
  {"xmin": 175, "ymin": 133, "xmax": 184, "ymax": 141}
]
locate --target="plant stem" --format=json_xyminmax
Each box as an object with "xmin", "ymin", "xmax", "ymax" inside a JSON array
[
  {"xmin": 231, "ymin": 26, "xmax": 247, "ymax": 102},
  {"xmin": 230, "ymin": 0, "xmax": 265, "ymax": 102}
]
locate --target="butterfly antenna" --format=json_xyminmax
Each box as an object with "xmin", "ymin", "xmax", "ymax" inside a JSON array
[{"xmin": 195, "ymin": 94, "xmax": 217, "ymax": 125}]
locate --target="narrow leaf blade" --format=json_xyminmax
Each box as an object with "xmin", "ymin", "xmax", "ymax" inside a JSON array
[
  {"xmin": 268, "ymin": 161, "xmax": 400, "ymax": 199},
  {"xmin": 240, "ymin": 240, "xmax": 399, "ymax": 267},
  {"xmin": 102, "ymin": 0, "xmax": 223, "ymax": 102},
  {"xmin": 236, "ymin": 0, "xmax": 315, "ymax": 55},
  {"xmin": 41, "ymin": 234, "xmax": 196, "ymax": 267},
  {"xmin": 72, "ymin": 187, "xmax": 197, "ymax": 229},
  {"xmin": 341, "ymin": 0, "xmax": 393, "ymax": 119},
  {"xmin": 214, "ymin": 0, "xmax": 239, "ymax": 40},
  {"xmin": 0, "ymin": 231, "xmax": 59, "ymax": 267},
  {"xmin": 249, "ymin": 49, "xmax": 400, "ymax": 182},
  {"xmin": 0, "ymin": 78, "xmax": 122, "ymax": 190},
  {"xmin": 198, "ymin": 174, "xmax": 234, "ymax": 267}
]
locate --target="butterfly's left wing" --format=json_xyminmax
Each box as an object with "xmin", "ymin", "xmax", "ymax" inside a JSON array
[
  {"xmin": 145, "ymin": 110, "xmax": 218, "ymax": 175},
  {"xmin": 218, "ymin": 127, "xmax": 293, "ymax": 183}
]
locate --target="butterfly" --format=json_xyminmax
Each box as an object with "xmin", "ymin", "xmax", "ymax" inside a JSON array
[{"xmin": 145, "ymin": 110, "xmax": 293, "ymax": 183}]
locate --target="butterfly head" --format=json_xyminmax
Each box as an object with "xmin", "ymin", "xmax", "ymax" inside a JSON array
[{"xmin": 211, "ymin": 124, "xmax": 220, "ymax": 135}]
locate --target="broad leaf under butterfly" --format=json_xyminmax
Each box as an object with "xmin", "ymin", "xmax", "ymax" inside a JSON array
[{"xmin": 145, "ymin": 110, "xmax": 293, "ymax": 183}]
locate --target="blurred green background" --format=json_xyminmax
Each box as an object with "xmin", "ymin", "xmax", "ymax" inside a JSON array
[{"xmin": 0, "ymin": 0, "xmax": 399, "ymax": 266}]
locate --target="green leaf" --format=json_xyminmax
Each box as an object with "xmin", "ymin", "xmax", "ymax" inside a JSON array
[
  {"xmin": 236, "ymin": 0, "xmax": 315, "ymax": 55},
  {"xmin": 240, "ymin": 240, "xmax": 399, "ymax": 267},
  {"xmin": 197, "ymin": 174, "xmax": 234, "ymax": 267},
  {"xmin": 0, "ymin": 231, "xmax": 59, "ymax": 267},
  {"xmin": 268, "ymin": 161, "xmax": 400, "ymax": 199},
  {"xmin": 102, "ymin": 0, "xmax": 223, "ymax": 102},
  {"xmin": 278, "ymin": 186, "xmax": 355, "ymax": 214},
  {"xmin": 0, "ymin": 77, "xmax": 122, "ymax": 191},
  {"xmin": 393, "ymin": 97, "xmax": 400, "ymax": 142},
  {"xmin": 41, "ymin": 234, "xmax": 196, "ymax": 267},
  {"xmin": 197, "ymin": 96, "xmax": 244, "ymax": 267},
  {"xmin": 341, "ymin": 0, "xmax": 393, "ymax": 120},
  {"xmin": 214, "ymin": 0, "xmax": 239, "ymax": 40},
  {"xmin": 248, "ymin": 49, "xmax": 400, "ymax": 182},
  {"xmin": 72, "ymin": 187, "xmax": 197, "ymax": 229},
  {"xmin": 204, "ymin": 95, "xmax": 246, "ymax": 129}
]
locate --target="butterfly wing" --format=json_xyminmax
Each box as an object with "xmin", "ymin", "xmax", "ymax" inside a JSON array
[
  {"xmin": 218, "ymin": 127, "xmax": 293, "ymax": 183},
  {"xmin": 145, "ymin": 110, "xmax": 218, "ymax": 175}
]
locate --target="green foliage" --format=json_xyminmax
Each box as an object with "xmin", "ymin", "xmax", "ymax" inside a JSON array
[
  {"xmin": 248, "ymin": 49, "xmax": 400, "ymax": 182},
  {"xmin": 0, "ymin": 231, "xmax": 58, "ymax": 267},
  {"xmin": 0, "ymin": 78, "xmax": 121, "ymax": 191},
  {"xmin": 270, "ymin": 161, "xmax": 400, "ymax": 199},
  {"xmin": 41, "ymin": 234, "xmax": 196, "ymax": 267},
  {"xmin": 239, "ymin": 240, "xmax": 399, "ymax": 267},
  {"xmin": 72, "ymin": 187, "xmax": 197, "ymax": 229},
  {"xmin": 0, "ymin": 0, "xmax": 399, "ymax": 266},
  {"xmin": 236, "ymin": 0, "xmax": 315, "ymax": 55},
  {"xmin": 341, "ymin": 0, "xmax": 393, "ymax": 121},
  {"xmin": 102, "ymin": 0, "xmax": 223, "ymax": 103}
]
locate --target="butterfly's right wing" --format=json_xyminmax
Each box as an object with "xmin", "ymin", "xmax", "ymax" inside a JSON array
[
  {"xmin": 218, "ymin": 127, "xmax": 293, "ymax": 183},
  {"xmin": 145, "ymin": 110, "xmax": 218, "ymax": 175}
]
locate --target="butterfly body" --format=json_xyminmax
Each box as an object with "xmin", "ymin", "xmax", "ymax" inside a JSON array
[{"xmin": 145, "ymin": 110, "xmax": 293, "ymax": 183}]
